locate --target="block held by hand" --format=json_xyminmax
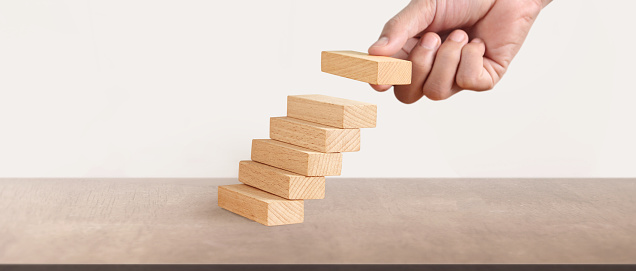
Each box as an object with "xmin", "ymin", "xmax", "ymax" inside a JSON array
[{"xmin": 321, "ymin": 50, "xmax": 412, "ymax": 85}]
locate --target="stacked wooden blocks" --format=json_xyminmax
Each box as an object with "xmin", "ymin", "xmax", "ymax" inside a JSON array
[
  {"xmin": 218, "ymin": 94, "xmax": 377, "ymax": 226},
  {"xmin": 218, "ymin": 50, "xmax": 411, "ymax": 226}
]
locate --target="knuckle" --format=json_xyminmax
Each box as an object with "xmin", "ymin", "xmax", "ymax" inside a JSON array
[
  {"xmin": 425, "ymin": 92, "xmax": 447, "ymax": 101},
  {"xmin": 517, "ymin": 0, "xmax": 542, "ymax": 24},
  {"xmin": 397, "ymin": 96, "xmax": 418, "ymax": 104},
  {"xmin": 456, "ymin": 75, "xmax": 495, "ymax": 92},
  {"xmin": 455, "ymin": 75, "xmax": 474, "ymax": 89},
  {"xmin": 527, "ymin": 0, "xmax": 543, "ymax": 14},
  {"xmin": 474, "ymin": 86, "xmax": 494, "ymax": 92},
  {"xmin": 482, "ymin": 83, "xmax": 494, "ymax": 91},
  {"xmin": 394, "ymin": 88, "xmax": 421, "ymax": 104},
  {"xmin": 384, "ymin": 17, "xmax": 401, "ymax": 30},
  {"xmin": 422, "ymin": 86, "xmax": 448, "ymax": 101}
]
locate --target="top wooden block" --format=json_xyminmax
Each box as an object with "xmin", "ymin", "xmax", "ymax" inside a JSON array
[
  {"xmin": 321, "ymin": 51, "xmax": 412, "ymax": 85},
  {"xmin": 287, "ymin": 94, "xmax": 377, "ymax": 128}
]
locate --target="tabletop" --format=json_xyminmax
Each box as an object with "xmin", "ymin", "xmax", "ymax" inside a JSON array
[{"xmin": 0, "ymin": 178, "xmax": 634, "ymax": 264}]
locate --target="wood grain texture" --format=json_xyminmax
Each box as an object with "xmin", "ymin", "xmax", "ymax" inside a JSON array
[
  {"xmin": 218, "ymin": 184, "xmax": 303, "ymax": 226},
  {"xmin": 270, "ymin": 116, "xmax": 360, "ymax": 153},
  {"xmin": 287, "ymin": 94, "xmax": 377, "ymax": 129},
  {"xmin": 238, "ymin": 160, "xmax": 325, "ymax": 199},
  {"xmin": 2, "ymin": 178, "xmax": 636, "ymax": 263},
  {"xmin": 321, "ymin": 51, "xmax": 412, "ymax": 85},
  {"xmin": 251, "ymin": 139, "xmax": 342, "ymax": 176}
]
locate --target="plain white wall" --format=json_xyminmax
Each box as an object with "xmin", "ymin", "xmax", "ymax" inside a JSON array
[{"xmin": 0, "ymin": 1, "xmax": 634, "ymax": 178}]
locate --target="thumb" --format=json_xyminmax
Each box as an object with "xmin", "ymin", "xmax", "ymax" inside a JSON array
[{"xmin": 368, "ymin": 1, "xmax": 433, "ymax": 57}]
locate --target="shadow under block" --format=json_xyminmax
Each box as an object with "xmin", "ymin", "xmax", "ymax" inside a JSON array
[
  {"xmin": 238, "ymin": 160, "xmax": 325, "ymax": 199},
  {"xmin": 287, "ymin": 94, "xmax": 377, "ymax": 129},
  {"xmin": 321, "ymin": 51, "xmax": 412, "ymax": 85},
  {"xmin": 251, "ymin": 139, "xmax": 342, "ymax": 176},
  {"xmin": 270, "ymin": 117, "xmax": 360, "ymax": 153},
  {"xmin": 218, "ymin": 184, "xmax": 304, "ymax": 226}
]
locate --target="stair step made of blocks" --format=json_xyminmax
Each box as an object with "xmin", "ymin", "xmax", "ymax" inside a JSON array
[
  {"xmin": 251, "ymin": 139, "xmax": 342, "ymax": 176},
  {"xmin": 287, "ymin": 94, "xmax": 377, "ymax": 129},
  {"xmin": 238, "ymin": 160, "xmax": 325, "ymax": 200},
  {"xmin": 270, "ymin": 117, "xmax": 360, "ymax": 153},
  {"xmin": 218, "ymin": 184, "xmax": 303, "ymax": 226}
]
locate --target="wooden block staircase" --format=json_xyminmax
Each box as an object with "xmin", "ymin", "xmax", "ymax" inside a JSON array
[
  {"xmin": 218, "ymin": 94, "xmax": 377, "ymax": 226},
  {"xmin": 218, "ymin": 50, "xmax": 410, "ymax": 226}
]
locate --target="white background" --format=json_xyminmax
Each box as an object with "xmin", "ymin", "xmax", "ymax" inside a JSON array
[{"xmin": 0, "ymin": 1, "xmax": 634, "ymax": 178}]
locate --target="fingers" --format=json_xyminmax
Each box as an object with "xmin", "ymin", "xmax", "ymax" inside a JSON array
[
  {"xmin": 422, "ymin": 29, "xmax": 469, "ymax": 101},
  {"xmin": 368, "ymin": 1, "xmax": 435, "ymax": 93},
  {"xmin": 368, "ymin": 1, "xmax": 435, "ymax": 57},
  {"xmin": 369, "ymin": 37, "xmax": 420, "ymax": 92},
  {"xmin": 372, "ymin": 28, "xmax": 496, "ymax": 101},
  {"xmin": 456, "ymin": 38, "xmax": 494, "ymax": 91},
  {"xmin": 393, "ymin": 32, "xmax": 441, "ymax": 104},
  {"xmin": 371, "ymin": 38, "xmax": 430, "ymax": 92},
  {"xmin": 370, "ymin": 84, "xmax": 392, "ymax": 92}
]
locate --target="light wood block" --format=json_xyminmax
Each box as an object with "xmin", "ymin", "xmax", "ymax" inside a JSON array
[
  {"xmin": 238, "ymin": 160, "xmax": 325, "ymax": 199},
  {"xmin": 251, "ymin": 139, "xmax": 342, "ymax": 176},
  {"xmin": 321, "ymin": 51, "xmax": 412, "ymax": 85},
  {"xmin": 270, "ymin": 117, "xmax": 360, "ymax": 153},
  {"xmin": 218, "ymin": 184, "xmax": 304, "ymax": 226},
  {"xmin": 287, "ymin": 94, "xmax": 377, "ymax": 129}
]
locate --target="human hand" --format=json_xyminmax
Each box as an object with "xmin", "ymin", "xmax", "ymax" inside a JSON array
[{"xmin": 369, "ymin": 0, "xmax": 551, "ymax": 103}]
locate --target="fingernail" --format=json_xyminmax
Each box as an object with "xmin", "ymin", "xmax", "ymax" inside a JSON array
[
  {"xmin": 421, "ymin": 34, "xmax": 438, "ymax": 49},
  {"xmin": 448, "ymin": 31, "xmax": 465, "ymax": 42},
  {"xmin": 471, "ymin": 38, "xmax": 483, "ymax": 43},
  {"xmin": 372, "ymin": 36, "xmax": 389, "ymax": 47}
]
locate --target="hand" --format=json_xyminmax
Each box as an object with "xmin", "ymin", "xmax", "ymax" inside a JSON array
[{"xmin": 369, "ymin": 0, "xmax": 551, "ymax": 103}]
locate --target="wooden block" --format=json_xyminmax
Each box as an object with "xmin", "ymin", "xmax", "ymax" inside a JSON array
[
  {"xmin": 218, "ymin": 184, "xmax": 303, "ymax": 226},
  {"xmin": 287, "ymin": 94, "xmax": 377, "ymax": 129},
  {"xmin": 251, "ymin": 139, "xmax": 342, "ymax": 176},
  {"xmin": 238, "ymin": 160, "xmax": 325, "ymax": 199},
  {"xmin": 270, "ymin": 117, "xmax": 360, "ymax": 153},
  {"xmin": 321, "ymin": 50, "xmax": 412, "ymax": 85}
]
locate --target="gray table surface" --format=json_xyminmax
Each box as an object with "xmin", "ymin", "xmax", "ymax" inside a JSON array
[{"xmin": 0, "ymin": 178, "xmax": 634, "ymax": 264}]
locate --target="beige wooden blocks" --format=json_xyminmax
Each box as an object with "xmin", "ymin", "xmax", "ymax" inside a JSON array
[
  {"xmin": 251, "ymin": 139, "xmax": 342, "ymax": 176},
  {"xmin": 238, "ymin": 160, "xmax": 325, "ymax": 199},
  {"xmin": 287, "ymin": 94, "xmax": 377, "ymax": 129},
  {"xmin": 270, "ymin": 117, "xmax": 360, "ymax": 153},
  {"xmin": 218, "ymin": 184, "xmax": 304, "ymax": 226},
  {"xmin": 321, "ymin": 51, "xmax": 412, "ymax": 85},
  {"xmin": 219, "ymin": 92, "xmax": 377, "ymax": 226}
]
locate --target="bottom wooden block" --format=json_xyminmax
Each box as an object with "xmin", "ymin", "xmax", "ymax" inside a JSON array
[{"xmin": 218, "ymin": 184, "xmax": 304, "ymax": 226}]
